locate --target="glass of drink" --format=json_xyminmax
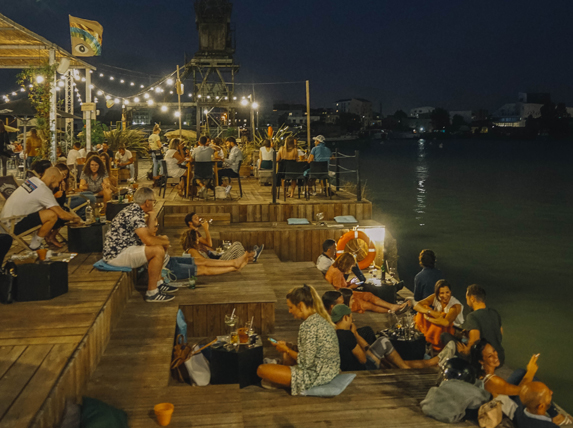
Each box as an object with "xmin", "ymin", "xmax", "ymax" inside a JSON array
[{"xmin": 224, "ymin": 313, "xmax": 237, "ymax": 335}]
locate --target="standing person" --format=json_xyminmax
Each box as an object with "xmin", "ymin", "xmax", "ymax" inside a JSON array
[
  {"xmin": 414, "ymin": 249, "xmax": 444, "ymax": 301},
  {"xmin": 191, "ymin": 136, "xmax": 214, "ymax": 197},
  {"xmin": 0, "ymin": 121, "xmax": 11, "ymax": 176},
  {"xmin": 148, "ymin": 124, "xmax": 162, "ymax": 179},
  {"xmin": 164, "ymin": 139, "xmax": 187, "ymax": 196},
  {"xmin": 453, "ymin": 284, "xmax": 505, "ymax": 365},
  {"xmin": 0, "ymin": 167, "xmax": 81, "ymax": 249},
  {"xmin": 79, "ymin": 155, "xmax": 113, "ymax": 209},
  {"xmin": 26, "ymin": 129, "xmax": 43, "ymax": 169},
  {"xmin": 257, "ymin": 284, "xmax": 340, "ymax": 394},
  {"xmin": 218, "ymin": 137, "xmax": 242, "ymax": 189},
  {"xmin": 258, "ymin": 139, "xmax": 274, "ymax": 170},
  {"xmin": 115, "ymin": 146, "xmax": 135, "ymax": 181}
]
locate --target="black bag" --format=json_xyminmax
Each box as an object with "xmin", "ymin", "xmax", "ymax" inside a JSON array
[{"xmin": 0, "ymin": 261, "xmax": 17, "ymax": 304}]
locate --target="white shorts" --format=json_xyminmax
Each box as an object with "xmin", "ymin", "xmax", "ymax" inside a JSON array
[{"xmin": 107, "ymin": 245, "xmax": 148, "ymax": 268}]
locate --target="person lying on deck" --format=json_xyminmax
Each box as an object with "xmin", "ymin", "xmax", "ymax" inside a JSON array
[
  {"xmin": 183, "ymin": 212, "xmax": 262, "ymax": 261},
  {"xmin": 331, "ymin": 304, "xmax": 439, "ymax": 371},
  {"xmin": 325, "ymin": 253, "xmax": 406, "ymax": 314},
  {"xmin": 257, "ymin": 284, "xmax": 340, "ymax": 395},
  {"xmin": 470, "ymin": 339, "xmax": 570, "ymax": 425}
]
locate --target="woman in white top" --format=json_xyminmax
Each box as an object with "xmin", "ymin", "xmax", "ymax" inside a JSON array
[
  {"xmin": 164, "ymin": 139, "xmax": 187, "ymax": 196},
  {"xmin": 258, "ymin": 139, "xmax": 274, "ymax": 170},
  {"xmin": 148, "ymin": 124, "xmax": 162, "ymax": 179},
  {"xmin": 414, "ymin": 279, "xmax": 464, "ymax": 351}
]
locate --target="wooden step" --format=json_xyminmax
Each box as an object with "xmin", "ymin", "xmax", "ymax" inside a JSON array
[{"xmin": 164, "ymin": 212, "xmax": 231, "ymax": 226}]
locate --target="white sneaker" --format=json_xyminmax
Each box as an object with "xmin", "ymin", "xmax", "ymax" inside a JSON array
[{"xmin": 225, "ymin": 185, "xmax": 232, "ymax": 196}]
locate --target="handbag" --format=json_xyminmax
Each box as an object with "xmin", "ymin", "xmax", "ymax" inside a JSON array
[
  {"xmin": 170, "ymin": 334, "xmax": 193, "ymax": 383},
  {"xmin": 478, "ymin": 400, "xmax": 503, "ymax": 428},
  {"xmin": 0, "ymin": 261, "xmax": 17, "ymax": 304},
  {"xmin": 184, "ymin": 344, "xmax": 211, "ymax": 386}
]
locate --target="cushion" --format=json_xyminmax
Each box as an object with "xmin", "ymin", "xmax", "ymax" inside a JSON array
[
  {"xmin": 81, "ymin": 397, "xmax": 128, "ymax": 428},
  {"xmin": 334, "ymin": 215, "xmax": 358, "ymax": 224},
  {"xmin": 300, "ymin": 373, "xmax": 356, "ymax": 397},
  {"xmin": 93, "ymin": 259, "xmax": 131, "ymax": 272},
  {"xmin": 287, "ymin": 218, "xmax": 310, "ymax": 225}
]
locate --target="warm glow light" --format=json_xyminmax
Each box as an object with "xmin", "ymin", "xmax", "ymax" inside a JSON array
[
  {"xmin": 105, "ymin": 95, "xmax": 111, "ymax": 100},
  {"xmin": 35, "ymin": 75, "xmax": 44, "ymax": 84},
  {"xmin": 120, "ymin": 79, "xmax": 125, "ymax": 83},
  {"xmin": 203, "ymin": 109, "xmax": 208, "ymax": 114},
  {"xmin": 97, "ymin": 90, "xmax": 103, "ymax": 95},
  {"xmin": 362, "ymin": 227, "xmax": 386, "ymax": 244},
  {"xmin": 161, "ymin": 105, "xmax": 168, "ymax": 112},
  {"xmin": 155, "ymin": 87, "xmax": 161, "ymax": 93},
  {"xmin": 167, "ymin": 78, "xmax": 174, "ymax": 85},
  {"xmin": 147, "ymin": 99, "xmax": 154, "ymax": 106},
  {"xmin": 114, "ymin": 98, "xmax": 120, "ymax": 104},
  {"xmin": 144, "ymin": 93, "xmax": 150, "ymax": 99},
  {"xmin": 20, "ymin": 88, "xmax": 25, "ymax": 92},
  {"xmin": 110, "ymin": 76, "xmax": 114, "ymax": 80},
  {"xmin": 99, "ymin": 73, "xmax": 104, "ymax": 77},
  {"xmin": 124, "ymin": 99, "xmax": 129, "ymax": 105},
  {"xmin": 130, "ymin": 82, "xmax": 135, "ymax": 86},
  {"xmin": 233, "ymin": 96, "xmax": 237, "ymax": 100},
  {"xmin": 174, "ymin": 111, "xmax": 181, "ymax": 117},
  {"xmin": 58, "ymin": 81, "xmax": 65, "ymax": 87},
  {"xmin": 140, "ymin": 84, "xmax": 144, "ymax": 88},
  {"xmin": 134, "ymin": 97, "xmax": 140, "ymax": 102},
  {"xmin": 81, "ymin": 77, "xmax": 86, "ymax": 82},
  {"xmin": 240, "ymin": 99, "xmax": 249, "ymax": 106},
  {"xmin": 252, "ymin": 102, "xmax": 259, "ymax": 109},
  {"xmin": 197, "ymin": 94, "xmax": 202, "ymax": 98},
  {"xmin": 169, "ymin": 91, "xmax": 173, "ymax": 94},
  {"xmin": 90, "ymin": 84, "xmax": 94, "ymax": 89}
]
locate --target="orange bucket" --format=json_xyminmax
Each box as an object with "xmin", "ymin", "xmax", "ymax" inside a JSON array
[
  {"xmin": 154, "ymin": 403, "xmax": 174, "ymax": 426},
  {"xmin": 36, "ymin": 248, "xmax": 48, "ymax": 261}
]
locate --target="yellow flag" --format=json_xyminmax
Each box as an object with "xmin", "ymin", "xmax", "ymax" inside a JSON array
[{"xmin": 69, "ymin": 15, "xmax": 103, "ymax": 57}]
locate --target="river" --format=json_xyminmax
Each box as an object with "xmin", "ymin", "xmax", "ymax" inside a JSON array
[{"xmin": 352, "ymin": 138, "xmax": 573, "ymax": 410}]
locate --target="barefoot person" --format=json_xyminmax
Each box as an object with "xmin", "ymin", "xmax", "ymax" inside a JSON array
[{"xmin": 257, "ymin": 284, "xmax": 340, "ymax": 395}]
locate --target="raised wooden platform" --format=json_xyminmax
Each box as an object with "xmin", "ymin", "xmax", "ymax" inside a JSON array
[{"xmin": 0, "ymin": 254, "xmax": 135, "ymax": 428}]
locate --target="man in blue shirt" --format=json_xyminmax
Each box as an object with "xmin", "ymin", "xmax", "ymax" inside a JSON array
[
  {"xmin": 307, "ymin": 135, "xmax": 332, "ymax": 195},
  {"xmin": 413, "ymin": 249, "xmax": 444, "ymax": 301}
]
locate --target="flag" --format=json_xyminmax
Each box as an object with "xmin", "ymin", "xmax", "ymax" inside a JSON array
[{"xmin": 69, "ymin": 15, "xmax": 103, "ymax": 57}]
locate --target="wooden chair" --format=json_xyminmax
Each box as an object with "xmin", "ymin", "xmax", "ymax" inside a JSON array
[
  {"xmin": 307, "ymin": 161, "xmax": 332, "ymax": 200},
  {"xmin": 191, "ymin": 161, "xmax": 216, "ymax": 201}
]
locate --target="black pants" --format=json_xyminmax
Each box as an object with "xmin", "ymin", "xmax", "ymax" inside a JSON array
[
  {"xmin": 0, "ymin": 234, "xmax": 13, "ymax": 265},
  {"xmin": 218, "ymin": 168, "xmax": 238, "ymax": 185}
]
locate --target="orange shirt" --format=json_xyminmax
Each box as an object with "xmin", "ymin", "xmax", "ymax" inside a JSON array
[{"xmin": 325, "ymin": 265, "xmax": 348, "ymax": 290}]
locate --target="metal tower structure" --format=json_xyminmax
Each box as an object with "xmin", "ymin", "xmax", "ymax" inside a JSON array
[{"xmin": 184, "ymin": 0, "xmax": 241, "ymax": 137}]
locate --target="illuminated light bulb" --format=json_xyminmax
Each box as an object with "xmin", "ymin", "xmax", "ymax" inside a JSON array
[
  {"xmin": 90, "ymin": 70, "xmax": 93, "ymax": 73},
  {"xmin": 197, "ymin": 94, "xmax": 202, "ymax": 98},
  {"xmin": 224, "ymin": 96, "xmax": 228, "ymax": 100},
  {"xmin": 169, "ymin": 91, "xmax": 173, "ymax": 94},
  {"xmin": 147, "ymin": 99, "xmax": 154, "ymax": 106},
  {"xmin": 241, "ymin": 99, "xmax": 249, "ymax": 106},
  {"xmin": 99, "ymin": 73, "xmax": 104, "ymax": 77},
  {"xmin": 81, "ymin": 77, "xmax": 86, "ymax": 82},
  {"xmin": 120, "ymin": 79, "xmax": 125, "ymax": 83},
  {"xmin": 56, "ymin": 87, "xmax": 61, "ymax": 91},
  {"xmin": 188, "ymin": 93, "xmax": 192, "ymax": 97},
  {"xmin": 167, "ymin": 78, "xmax": 174, "ymax": 85},
  {"xmin": 161, "ymin": 106, "xmax": 168, "ymax": 112},
  {"xmin": 109, "ymin": 76, "xmax": 114, "ymax": 80},
  {"xmin": 134, "ymin": 97, "xmax": 140, "ymax": 102},
  {"xmin": 28, "ymin": 84, "xmax": 33, "ymax": 88},
  {"xmin": 20, "ymin": 88, "xmax": 25, "ymax": 92},
  {"xmin": 130, "ymin": 82, "xmax": 134, "ymax": 86},
  {"xmin": 144, "ymin": 93, "xmax": 150, "ymax": 99},
  {"xmin": 160, "ymin": 89, "xmax": 164, "ymax": 93},
  {"xmin": 155, "ymin": 87, "xmax": 161, "ymax": 93},
  {"xmin": 97, "ymin": 90, "xmax": 103, "ymax": 95},
  {"xmin": 105, "ymin": 95, "xmax": 111, "ymax": 100},
  {"xmin": 122, "ymin": 104, "xmax": 125, "ymax": 108},
  {"xmin": 35, "ymin": 75, "xmax": 45, "ymax": 84},
  {"xmin": 124, "ymin": 99, "xmax": 129, "ymax": 105},
  {"xmin": 150, "ymin": 87, "xmax": 154, "ymax": 91},
  {"xmin": 11, "ymin": 92, "xmax": 17, "ymax": 96},
  {"xmin": 252, "ymin": 102, "xmax": 259, "ymax": 109},
  {"xmin": 216, "ymin": 96, "xmax": 219, "ymax": 99},
  {"xmin": 242, "ymin": 96, "xmax": 245, "ymax": 99},
  {"xmin": 89, "ymin": 84, "xmax": 94, "ymax": 89},
  {"xmin": 114, "ymin": 98, "xmax": 120, "ymax": 104},
  {"xmin": 207, "ymin": 95, "xmax": 211, "ymax": 99},
  {"xmin": 174, "ymin": 111, "xmax": 181, "ymax": 118},
  {"xmin": 233, "ymin": 96, "xmax": 237, "ymax": 100},
  {"xmin": 140, "ymin": 84, "xmax": 144, "ymax": 88},
  {"xmin": 203, "ymin": 109, "xmax": 208, "ymax": 114}
]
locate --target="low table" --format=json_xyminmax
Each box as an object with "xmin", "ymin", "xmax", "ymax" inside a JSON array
[
  {"xmin": 68, "ymin": 222, "xmax": 109, "ymax": 253},
  {"xmin": 210, "ymin": 342, "xmax": 264, "ymax": 388},
  {"xmin": 106, "ymin": 201, "xmax": 131, "ymax": 221}
]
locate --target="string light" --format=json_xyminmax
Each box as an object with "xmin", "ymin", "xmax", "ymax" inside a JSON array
[
  {"xmin": 174, "ymin": 111, "xmax": 181, "ymax": 117},
  {"xmin": 161, "ymin": 105, "xmax": 168, "ymax": 112},
  {"xmin": 167, "ymin": 78, "xmax": 174, "ymax": 85},
  {"xmin": 35, "ymin": 75, "xmax": 44, "ymax": 84},
  {"xmin": 120, "ymin": 79, "xmax": 125, "ymax": 83},
  {"xmin": 134, "ymin": 97, "xmax": 140, "ymax": 102},
  {"xmin": 147, "ymin": 99, "xmax": 154, "ymax": 106},
  {"xmin": 109, "ymin": 76, "xmax": 114, "ymax": 80}
]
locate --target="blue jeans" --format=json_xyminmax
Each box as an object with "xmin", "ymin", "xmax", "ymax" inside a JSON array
[
  {"xmin": 506, "ymin": 368, "xmax": 558, "ymax": 418},
  {"xmin": 152, "ymin": 152, "xmax": 162, "ymax": 177},
  {"xmin": 166, "ymin": 256, "xmax": 197, "ymax": 279}
]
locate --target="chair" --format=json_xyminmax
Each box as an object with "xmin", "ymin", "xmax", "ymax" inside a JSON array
[
  {"xmin": 191, "ymin": 161, "xmax": 216, "ymax": 201},
  {"xmin": 220, "ymin": 161, "xmax": 243, "ymax": 198},
  {"xmin": 307, "ymin": 161, "xmax": 332, "ymax": 200},
  {"xmin": 281, "ymin": 162, "xmax": 308, "ymax": 201},
  {"xmin": 0, "ymin": 175, "xmax": 41, "ymax": 250}
]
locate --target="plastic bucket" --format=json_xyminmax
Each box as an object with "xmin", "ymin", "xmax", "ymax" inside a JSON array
[{"xmin": 154, "ymin": 403, "xmax": 174, "ymax": 426}]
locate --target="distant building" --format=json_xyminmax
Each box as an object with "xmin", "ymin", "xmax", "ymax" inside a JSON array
[
  {"xmin": 518, "ymin": 92, "xmax": 551, "ymax": 104},
  {"xmin": 132, "ymin": 109, "xmax": 151, "ymax": 125},
  {"xmin": 409, "ymin": 106, "xmax": 434, "ymax": 118},
  {"xmin": 334, "ymin": 98, "xmax": 372, "ymax": 124},
  {"xmin": 449, "ymin": 110, "xmax": 473, "ymax": 124}
]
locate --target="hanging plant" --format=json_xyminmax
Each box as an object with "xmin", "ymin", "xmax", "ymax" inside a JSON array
[{"xmin": 17, "ymin": 62, "xmax": 60, "ymax": 159}]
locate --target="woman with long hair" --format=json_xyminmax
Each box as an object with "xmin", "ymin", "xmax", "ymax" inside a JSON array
[
  {"xmin": 99, "ymin": 152, "xmax": 118, "ymax": 189},
  {"xmin": 276, "ymin": 136, "xmax": 303, "ymax": 198},
  {"xmin": 414, "ymin": 279, "xmax": 464, "ymax": 351},
  {"xmin": 325, "ymin": 253, "xmax": 405, "ymax": 314},
  {"xmin": 0, "ymin": 121, "xmax": 11, "ymax": 176},
  {"xmin": 470, "ymin": 339, "xmax": 570, "ymax": 424},
  {"xmin": 257, "ymin": 284, "xmax": 340, "ymax": 394},
  {"xmin": 258, "ymin": 139, "xmax": 274, "ymax": 170},
  {"xmin": 180, "ymin": 229, "xmax": 250, "ymax": 274},
  {"xmin": 149, "ymin": 124, "xmax": 163, "ymax": 179},
  {"xmin": 165, "ymin": 138, "xmax": 187, "ymax": 196},
  {"xmin": 79, "ymin": 154, "xmax": 113, "ymax": 208}
]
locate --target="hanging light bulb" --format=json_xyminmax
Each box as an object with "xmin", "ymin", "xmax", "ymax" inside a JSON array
[
  {"xmin": 20, "ymin": 87, "xmax": 25, "ymax": 92},
  {"xmin": 161, "ymin": 105, "xmax": 168, "ymax": 112},
  {"xmin": 197, "ymin": 94, "xmax": 202, "ymax": 98},
  {"xmin": 109, "ymin": 76, "xmax": 114, "ymax": 80},
  {"xmin": 105, "ymin": 95, "xmax": 111, "ymax": 100},
  {"xmin": 203, "ymin": 109, "xmax": 208, "ymax": 114},
  {"xmin": 97, "ymin": 90, "xmax": 103, "ymax": 95},
  {"xmin": 241, "ymin": 99, "xmax": 249, "ymax": 106},
  {"xmin": 114, "ymin": 98, "xmax": 120, "ymax": 104},
  {"xmin": 120, "ymin": 79, "xmax": 125, "ymax": 83},
  {"xmin": 124, "ymin": 99, "xmax": 129, "ymax": 105},
  {"xmin": 11, "ymin": 92, "xmax": 17, "ymax": 96},
  {"xmin": 89, "ymin": 84, "xmax": 94, "ymax": 89},
  {"xmin": 167, "ymin": 78, "xmax": 174, "ymax": 85},
  {"xmin": 252, "ymin": 102, "xmax": 259, "ymax": 109},
  {"xmin": 81, "ymin": 77, "xmax": 86, "ymax": 82},
  {"xmin": 130, "ymin": 82, "xmax": 135, "ymax": 86},
  {"xmin": 140, "ymin": 84, "xmax": 144, "ymax": 88},
  {"xmin": 99, "ymin": 73, "xmax": 104, "ymax": 77},
  {"xmin": 169, "ymin": 91, "xmax": 173, "ymax": 94},
  {"xmin": 174, "ymin": 111, "xmax": 181, "ymax": 118},
  {"xmin": 35, "ymin": 75, "xmax": 45, "ymax": 84},
  {"xmin": 155, "ymin": 87, "xmax": 161, "ymax": 93},
  {"xmin": 134, "ymin": 97, "xmax": 140, "ymax": 102},
  {"xmin": 144, "ymin": 93, "xmax": 150, "ymax": 99},
  {"xmin": 147, "ymin": 99, "xmax": 154, "ymax": 106}
]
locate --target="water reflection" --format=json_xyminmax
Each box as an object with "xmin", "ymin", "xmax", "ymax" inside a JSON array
[{"xmin": 415, "ymin": 139, "xmax": 428, "ymax": 226}]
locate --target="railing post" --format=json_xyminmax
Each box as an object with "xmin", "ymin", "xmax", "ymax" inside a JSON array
[
  {"xmin": 355, "ymin": 150, "xmax": 361, "ymax": 202},
  {"xmin": 271, "ymin": 149, "xmax": 277, "ymax": 204},
  {"xmin": 335, "ymin": 148, "xmax": 340, "ymax": 191}
]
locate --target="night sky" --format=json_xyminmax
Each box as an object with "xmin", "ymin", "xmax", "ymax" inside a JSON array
[{"xmin": 2, "ymin": 0, "xmax": 573, "ymax": 114}]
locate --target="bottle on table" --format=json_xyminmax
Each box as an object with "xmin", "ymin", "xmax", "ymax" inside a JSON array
[{"xmin": 85, "ymin": 205, "xmax": 94, "ymax": 224}]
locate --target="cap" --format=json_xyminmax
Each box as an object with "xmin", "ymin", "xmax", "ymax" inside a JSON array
[
  {"xmin": 313, "ymin": 135, "xmax": 326, "ymax": 143},
  {"xmin": 330, "ymin": 304, "xmax": 352, "ymax": 323}
]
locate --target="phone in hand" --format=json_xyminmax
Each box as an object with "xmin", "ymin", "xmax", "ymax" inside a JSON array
[{"xmin": 268, "ymin": 337, "xmax": 277, "ymax": 344}]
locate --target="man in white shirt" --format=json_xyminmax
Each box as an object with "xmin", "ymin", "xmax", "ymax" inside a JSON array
[
  {"xmin": 66, "ymin": 142, "xmax": 86, "ymax": 178},
  {"xmin": 115, "ymin": 146, "xmax": 135, "ymax": 180},
  {"xmin": 0, "ymin": 167, "xmax": 81, "ymax": 249},
  {"xmin": 316, "ymin": 239, "xmax": 337, "ymax": 274}
]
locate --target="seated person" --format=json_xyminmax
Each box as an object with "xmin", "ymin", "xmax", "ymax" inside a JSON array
[
  {"xmin": 55, "ymin": 145, "xmax": 67, "ymax": 163},
  {"xmin": 322, "ymin": 290, "xmax": 376, "ymax": 345},
  {"xmin": 414, "ymin": 279, "xmax": 464, "ymax": 351},
  {"xmin": 326, "ymin": 253, "xmax": 404, "ymax": 313},
  {"xmin": 164, "ymin": 139, "xmax": 187, "ymax": 196},
  {"xmin": 0, "ymin": 167, "xmax": 81, "ymax": 249},
  {"xmin": 257, "ymin": 284, "xmax": 340, "ymax": 395},
  {"xmin": 317, "ymin": 238, "xmax": 366, "ymax": 282},
  {"xmin": 183, "ymin": 212, "xmax": 261, "ymax": 261},
  {"xmin": 99, "ymin": 152, "xmax": 118, "ymax": 190},
  {"xmin": 276, "ymin": 136, "xmax": 304, "ymax": 198},
  {"xmin": 414, "ymin": 249, "xmax": 444, "ymax": 301},
  {"xmin": 114, "ymin": 146, "xmax": 135, "ymax": 180},
  {"xmin": 79, "ymin": 155, "xmax": 112, "ymax": 209},
  {"xmin": 515, "ymin": 383, "xmax": 566, "ymax": 428},
  {"xmin": 331, "ymin": 304, "xmax": 439, "ymax": 371},
  {"xmin": 258, "ymin": 139, "xmax": 274, "ymax": 170},
  {"xmin": 306, "ymin": 135, "xmax": 331, "ymax": 195},
  {"xmin": 218, "ymin": 137, "xmax": 242, "ymax": 188},
  {"xmin": 471, "ymin": 339, "xmax": 569, "ymax": 425},
  {"xmin": 191, "ymin": 136, "xmax": 214, "ymax": 197}
]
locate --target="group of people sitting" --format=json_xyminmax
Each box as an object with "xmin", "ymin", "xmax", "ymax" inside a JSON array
[{"xmin": 256, "ymin": 246, "xmax": 570, "ymax": 427}]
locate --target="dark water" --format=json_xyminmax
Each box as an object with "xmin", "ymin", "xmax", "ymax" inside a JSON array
[{"xmin": 358, "ymin": 139, "xmax": 573, "ymax": 410}]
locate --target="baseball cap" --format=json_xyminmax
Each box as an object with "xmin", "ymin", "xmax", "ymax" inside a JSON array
[
  {"xmin": 330, "ymin": 304, "xmax": 352, "ymax": 323},
  {"xmin": 314, "ymin": 135, "xmax": 326, "ymax": 143}
]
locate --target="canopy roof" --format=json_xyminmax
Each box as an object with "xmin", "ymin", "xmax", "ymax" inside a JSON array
[{"xmin": 0, "ymin": 13, "xmax": 95, "ymax": 70}]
